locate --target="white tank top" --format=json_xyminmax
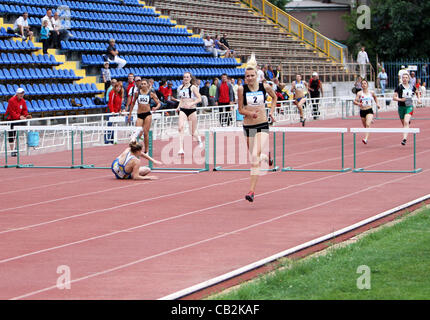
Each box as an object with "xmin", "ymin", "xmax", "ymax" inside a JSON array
[
  {"xmin": 295, "ymin": 81, "xmax": 305, "ymax": 90},
  {"xmin": 178, "ymin": 84, "xmax": 196, "ymax": 100}
]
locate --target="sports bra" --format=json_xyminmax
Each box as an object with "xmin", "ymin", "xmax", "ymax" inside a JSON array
[
  {"xmin": 243, "ymin": 83, "xmax": 266, "ymax": 107},
  {"xmin": 178, "ymin": 84, "xmax": 197, "ymax": 100},
  {"xmin": 137, "ymin": 90, "xmax": 151, "ymax": 105},
  {"xmin": 295, "ymin": 81, "xmax": 305, "ymax": 90},
  {"xmin": 359, "ymin": 91, "xmax": 374, "ymax": 108},
  {"xmin": 112, "ymin": 151, "xmax": 138, "ymax": 179}
]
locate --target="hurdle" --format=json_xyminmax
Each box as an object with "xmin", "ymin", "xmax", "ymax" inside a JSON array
[
  {"xmin": 275, "ymin": 127, "xmax": 351, "ymax": 172},
  {"xmin": 148, "ymin": 130, "xmax": 210, "ymax": 174},
  {"xmin": 211, "ymin": 127, "xmax": 279, "ymax": 172},
  {"xmin": 0, "ymin": 125, "xmax": 17, "ymax": 168},
  {"xmin": 351, "ymin": 127, "xmax": 422, "ymax": 173},
  {"xmin": 10, "ymin": 125, "xmax": 108, "ymax": 169}
]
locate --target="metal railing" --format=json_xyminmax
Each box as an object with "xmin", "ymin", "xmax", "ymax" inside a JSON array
[{"xmin": 240, "ymin": 0, "xmax": 345, "ymax": 64}]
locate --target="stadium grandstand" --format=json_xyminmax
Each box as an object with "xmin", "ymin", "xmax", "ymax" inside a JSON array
[{"xmin": 0, "ymin": 0, "xmax": 361, "ymax": 117}]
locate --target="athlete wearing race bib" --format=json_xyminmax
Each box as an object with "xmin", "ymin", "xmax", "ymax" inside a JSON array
[
  {"xmin": 353, "ymin": 79, "xmax": 380, "ymax": 144},
  {"xmin": 394, "ymin": 73, "xmax": 422, "ymax": 145},
  {"xmin": 176, "ymin": 72, "xmax": 203, "ymax": 155},
  {"xmin": 291, "ymin": 74, "xmax": 308, "ymax": 126},
  {"xmin": 238, "ymin": 54, "xmax": 277, "ymax": 203},
  {"xmin": 129, "ymin": 79, "xmax": 160, "ymax": 154}
]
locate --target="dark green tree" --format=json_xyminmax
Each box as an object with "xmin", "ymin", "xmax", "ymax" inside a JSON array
[
  {"xmin": 268, "ymin": 0, "xmax": 291, "ymax": 10},
  {"xmin": 343, "ymin": 0, "xmax": 430, "ymax": 64}
]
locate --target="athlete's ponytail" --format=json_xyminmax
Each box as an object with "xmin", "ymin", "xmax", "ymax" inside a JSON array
[
  {"xmin": 245, "ymin": 53, "xmax": 258, "ymax": 71},
  {"xmin": 129, "ymin": 141, "xmax": 143, "ymax": 154}
]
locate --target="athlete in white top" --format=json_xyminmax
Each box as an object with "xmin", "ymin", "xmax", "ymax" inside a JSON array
[
  {"xmin": 129, "ymin": 79, "xmax": 161, "ymax": 154},
  {"xmin": 111, "ymin": 141, "xmax": 162, "ymax": 180},
  {"xmin": 353, "ymin": 79, "xmax": 380, "ymax": 144},
  {"xmin": 291, "ymin": 74, "xmax": 308, "ymax": 126},
  {"xmin": 176, "ymin": 72, "xmax": 203, "ymax": 155}
]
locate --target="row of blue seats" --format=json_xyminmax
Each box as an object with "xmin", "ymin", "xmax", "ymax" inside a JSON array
[
  {"xmin": 0, "ymin": 27, "xmax": 14, "ymax": 39},
  {"xmin": 71, "ymin": 31, "xmax": 203, "ymax": 46},
  {"xmin": 0, "ymin": 1, "xmax": 157, "ymax": 17},
  {"xmin": 0, "ymin": 97, "xmax": 103, "ymax": 114},
  {"xmin": 110, "ymin": 67, "xmax": 246, "ymax": 79},
  {"xmin": 62, "ymin": 41, "xmax": 210, "ymax": 55},
  {"xmin": 0, "ymin": 52, "xmax": 61, "ymax": 66},
  {"xmin": 0, "ymin": 83, "xmax": 103, "ymax": 96},
  {"xmin": 83, "ymin": 54, "xmax": 240, "ymax": 67},
  {"xmin": 0, "ymin": 39, "xmax": 40, "ymax": 51},
  {"xmin": 10, "ymin": 6, "xmax": 171, "ymax": 26},
  {"xmin": 27, "ymin": 18, "xmax": 189, "ymax": 35},
  {"xmin": 2, "ymin": 0, "xmax": 141, "ymax": 6},
  {"xmin": 0, "ymin": 68, "xmax": 81, "ymax": 81}
]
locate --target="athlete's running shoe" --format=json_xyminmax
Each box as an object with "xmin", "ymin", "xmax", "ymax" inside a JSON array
[
  {"xmin": 300, "ymin": 118, "xmax": 306, "ymax": 127},
  {"xmin": 245, "ymin": 191, "xmax": 255, "ymax": 202},
  {"xmin": 178, "ymin": 149, "xmax": 185, "ymax": 155},
  {"xmin": 362, "ymin": 138, "xmax": 368, "ymax": 144},
  {"xmin": 268, "ymin": 152, "xmax": 274, "ymax": 166},
  {"xmin": 401, "ymin": 139, "xmax": 407, "ymax": 146}
]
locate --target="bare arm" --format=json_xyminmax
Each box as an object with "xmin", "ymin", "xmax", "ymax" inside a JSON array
[
  {"xmin": 372, "ymin": 91, "xmax": 381, "ymax": 109},
  {"xmin": 140, "ymin": 151, "xmax": 162, "ymax": 165},
  {"xmin": 150, "ymin": 92, "xmax": 161, "ymax": 110},
  {"xmin": 353, "ymin": 92, "xmax": 362, "ymax": 106},
  {"xmin": 188, "ymin": 86, "xmax": 202, "ymax": 107},
  {"xmin": 264, "ymin": 83, "xmax": 277, "ymax": 120},
  {"xmin": 237, "ymin": 86, "xmax": 256, "ymax": 118}
]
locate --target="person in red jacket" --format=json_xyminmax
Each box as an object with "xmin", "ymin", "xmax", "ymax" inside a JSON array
[
  {"xmin": 6, "ymin": 88, "xmax": 32, "ymax": 157},
  {"xmin": 108, "ymin": 81, "xmax": 124, "ymax": 113}
]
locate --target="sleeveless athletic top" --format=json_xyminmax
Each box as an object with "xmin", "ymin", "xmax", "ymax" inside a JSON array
[
  {"xmin": 137, "ymin": 90, "xmax": 151, "ymax": 105},
  {"xmin": 178, "ymin": 84, "xmax": 197, "ymax": 100},
  {"xmin": 295, "ymin": 81, "xmax": 305, "ymax": 90},
  {"xmin": 359, "ymin": 91, "xmax": 374, "ymax": 109},
  {"xmin": 243, "ymin": 83, "xmax": 266, "ymax": 107},
  {"xmin": 112, "ymin": 151, "xmax": 138, "ymax": 179}
]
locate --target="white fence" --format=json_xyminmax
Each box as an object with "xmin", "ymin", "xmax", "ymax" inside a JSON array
[{"xmin": 1, "ymin": 95, "xmax": 429, "ymax": 157}]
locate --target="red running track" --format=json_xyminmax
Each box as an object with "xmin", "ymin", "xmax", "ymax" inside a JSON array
[{"xmin": 1, "ymin": 110, "xmax": 430, "ymax": 300}]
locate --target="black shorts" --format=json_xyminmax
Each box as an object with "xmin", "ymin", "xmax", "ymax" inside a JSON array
[
  {"xmin": 360, "ymin": 108, "xmax": 374, "ymax": 118},
  {"xmin": 180, "ymin": 108, "xmax": 196, "ymax": 117},
  {"xmin": 137, "ymin": 111, "xmax": 152, "ymax": 121},
  {"xmin": 243, "ymin": 122, "xmax": 270, "ymax": 138}
]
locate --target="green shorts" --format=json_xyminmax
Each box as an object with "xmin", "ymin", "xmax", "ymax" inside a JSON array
[{"xmin": 398, "ymin": 106, "xmax": 414, "ymax": 120}]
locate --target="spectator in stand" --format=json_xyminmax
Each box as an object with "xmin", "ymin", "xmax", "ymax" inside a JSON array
[
  {"xmin": 106, "ymin": 39, "xmax": 127, "ymax": 69},
  {"xmin": 257, "ymin": 65, "xmax": 265, "ymax": 83},
  {"xmin": 200, "ymin": 81, "xmax": 211, "ymax": 109},
  {"xmin": 216, "ymin": 73, "xmax": 235, "ymax": 126},
  {"xmin": 419, "ymin": 81, "xmax": 426, "ymax": 107},
  {"xmin": 14, "ymin": 12, "xmax": 33, "ymax": 42},
  {"xmin": 220, "ymin": 33, "xmax": 235, "ymax": 57},
  {"xmin": 266, "ymin": 65, "xmax": 275, "ymax": 81},
  {"xmin": 164, "ymin": 81, "xmax": 179, "ymax": 110},
  {"xmin": 102, "ymin": 61, "xmax": 111, "ymax": 93},
  {"xmin": 377, "ymin": 67, "xmax": 388, "ymax": 96},
  {"xmin": 209, "ymin": 78, "xmax": 219, "ymax": 106},
  {"xmin": 203, "ymin": 35, "xmax": 217, "ymax": 57},
  {"xmin": 273, "ymin": 64, "xmax": 282, "ymax": 80},
  {"xmin": 353, "ymin": 76, "xmax": 363, "ymax": 94},
  {"xmin": 108, "ymin": 81, "xmax": 124, "ymax": 113},
  {"xmin": 41, "ymin": 9, "xmax": 56, "ymax": 50},
  {"xmin": 5, "ymin": 88, "xmax": 32, "ymax": 157},
  {"xmin": 231, "ymin": 78, "xmax": 239, "ymax": 103},
  {"xmin": 357, "ymin": 46, "xmax": 369, "ymax": 79},
  {"xmin": 409, "ymin": 71, "xmax": 417, "ymax": 88},
  {"xmin": 125, "ymin": 75, "xmax": 139, "ymax": 112},
  {"xmin": 308, "ymin": 72, "xmax": 323, "ymax": 120},
  {"xmin": 106, "ymin": 79, "xmax": 117, "ymax": 103},
  {"xmin": 214, "ymin": 35, "xmax": 230, "ymax": 58},
  {"xmin": 40, "ymin": 19, "xmax": 50, "ymax": 54},
  {"xmin": 52, "ymin": 11, "xmax": 70, "ymax": 48}
]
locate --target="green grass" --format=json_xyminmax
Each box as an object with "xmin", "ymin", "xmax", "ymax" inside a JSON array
[{"xmin": 210, "ymin": 207, "xmax": 430, "ymax": 300}]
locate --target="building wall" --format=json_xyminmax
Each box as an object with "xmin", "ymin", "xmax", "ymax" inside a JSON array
[{"xmin": 288, "ymin": 10, "xmax": 350, "ymax": 41}]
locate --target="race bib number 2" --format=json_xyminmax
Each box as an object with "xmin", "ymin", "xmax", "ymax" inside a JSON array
[{"xmin": 246, "ymin": 91, "xmax": 265, "ymax": 106}]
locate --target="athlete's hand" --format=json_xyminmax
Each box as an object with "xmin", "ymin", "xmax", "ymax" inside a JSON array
[
  {"xmin": 377, "ymin": 104, "xmax": 381, "ymax": 109},
  {"xmin": 269, "ymin": 113, "xmax": 276, "ymax": 123},
  {"xmin": 252, "ymin": 109, "xmax": 259, "ymax": 119},
  {"xmin": 127, "ymin": 115, "xmax": 132, "ymax": 123},
  {"xmin": 153, "ymin": 160, "xmax": 163, "ymax": 165}
]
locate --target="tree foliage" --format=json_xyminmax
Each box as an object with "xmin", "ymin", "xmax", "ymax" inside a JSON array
[
  {"xmin": 268, "ymin": 0, "xmax": 291, "ymax": 10},
  {"xmin": 343, "ymin": 0, "xmax": 430, "ymax": 63}
]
